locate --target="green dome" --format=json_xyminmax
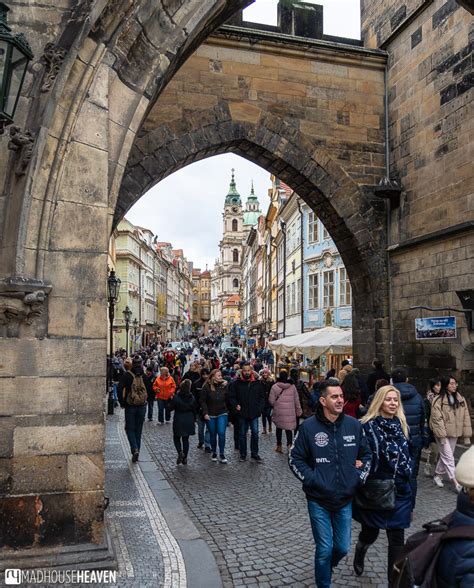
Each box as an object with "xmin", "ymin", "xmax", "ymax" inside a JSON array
[
  {"xmin": 243, "ymin": 181, "xmax": 262, "ymax": 226},
  {"xmin": 225, "ymin": 168, "xmax": 241, "ymax": 205}
]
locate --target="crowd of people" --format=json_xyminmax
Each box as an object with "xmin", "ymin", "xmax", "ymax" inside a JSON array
[{"xmin": 110, "ymin": 341, "xmax": 473, "ymax": 587}]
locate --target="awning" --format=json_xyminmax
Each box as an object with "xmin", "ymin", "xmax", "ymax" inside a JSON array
[{"xmin": 268, "ymin": 326, "xmax": 352, "ymax": 359}]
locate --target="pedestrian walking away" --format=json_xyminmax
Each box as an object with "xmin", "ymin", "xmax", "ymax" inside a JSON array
[
  {"xmin": 352, "ymin": 385, "xmax": 413, "ymax": 586},
  {"xmin": 200, "ymin": 369, "xmax": 230, "ymax": 463},
  {"xmin": 143, "ymin": 365, "xmax": 156, "ymax": 421},
  {"xmin": 117, "ymin": 356, "xmax": 148, "ymax": 463},
  {"xmin": 169, "ymin": 379, "xmax": 198, "ymax": 465},
  {"xmin": 289, "ymin": 378, "xmax": 371, "ymax": 588},
  {"xmin": 153, "ymin": 366, "xmax": 177, "ymax": 424},
  {"xmin": 392, "ymin": 366, "xmax": 425, "ymax": 510},
  {"xmin": 228, "ymin": 363, "xmax": 266, "ymax": 463},
  {"xmin": 430, "ymin": 375, "xmax": 472, "ymax": 492},
  {"xmin": 269, "ymin": 370, "xmax": 302, "ymax": 453},
  {"xmin": 436, "ymin": 445, "xmax": 474, "ymax": 587},
  {"xmin": 259, "ymin": 368, "xmax": 274, "ymax": 434}
]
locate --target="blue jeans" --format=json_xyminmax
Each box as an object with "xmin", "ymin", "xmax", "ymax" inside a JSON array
[
  {"xmin": 124, "ymin": 404, "xmax": 146, "ymax": 453},
  {"xmin": 239, "ymin": 417, "xmax": 259, "ymax": 458},
  {"xmin": 157, "ymin": 399, "xmax": 171, "ymax": 423},
  {"xmin": 198, "ymin": 416, "xmax": 211, "ymax": 448},
  {"xmin": 307, "ymin": 500, "xmax": 352, "ymax": 588},
  {"xmin": 207, "ymin": 414, "xmax": 228, "ymax": 455},
  {"xmin": 112, "ymin": 382, "xmax": 118, "ymax": 401},
  {"xmin": 147, "ymin": 398, "xmax": 154, "ymax": 420}
]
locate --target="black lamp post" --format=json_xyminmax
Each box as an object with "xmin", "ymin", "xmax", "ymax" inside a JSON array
[
  {"xmin": 107, "ymin": 269, "xmax": 121, "ymax": 416},
  {"xmin": 0, "ymin": 3, "xmax": 33, "ymax": 133},
  {"xmin": 123, "ymin": 305, "xmax": 132, "ymax": 356},
  {"xmin": 132, "ymin": 318, "xmax": 138, "ymax": 353}
]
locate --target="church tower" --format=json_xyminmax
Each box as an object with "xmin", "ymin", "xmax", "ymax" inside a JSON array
[
  {"xmin": 243, "ymin": 180, "xmax": 262, "ymax": 237},
  {"xmin": 217, "ymin": 169, "xmax": 244, "ymax": 326}
]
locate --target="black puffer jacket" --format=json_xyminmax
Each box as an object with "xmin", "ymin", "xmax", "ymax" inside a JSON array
[
  {"xmin": 228, "ymin": 376, "xmax": 265, "ymax": 420},
  {"xmin": 394, "ymin": 382, "xmax": 425, "ymax": 450}
]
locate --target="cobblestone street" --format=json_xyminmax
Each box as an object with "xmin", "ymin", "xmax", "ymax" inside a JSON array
[{"xmin": 139, "ymin": 418, "xmax": 458, "ymax": 588}]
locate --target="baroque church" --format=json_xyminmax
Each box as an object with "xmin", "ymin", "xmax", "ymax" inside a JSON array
[{"xmin": 210, "ymin": 170, "xmax": 262, "ymax": 332}]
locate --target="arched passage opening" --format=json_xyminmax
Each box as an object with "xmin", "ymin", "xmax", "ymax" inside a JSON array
[{"xmin": 116, "ymin": 108, "xmax": 389, "ymax": 370}]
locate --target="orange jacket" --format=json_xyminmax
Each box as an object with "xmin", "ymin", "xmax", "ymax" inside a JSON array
[{"xmin": 153, "ymin": 375, "xmax": 176, "ymax": 400}]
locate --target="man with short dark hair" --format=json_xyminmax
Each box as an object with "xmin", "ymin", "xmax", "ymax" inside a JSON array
[
  {"xmin": 391, "ymin": 366, "xmax": 425, "ymax": 510},
  {"xmin": 366, "ymin": 359, "xmax": 390, "ymax": 398},
  {"xmin": 289, "ymin": 379, "xmax": 371, "ymax": 588},
  {"xmin": 228, "ymin": 363, "xmax": 265, "ymax": 462}
]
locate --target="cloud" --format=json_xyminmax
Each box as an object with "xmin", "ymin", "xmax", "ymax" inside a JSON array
[{"xmin": 125, "ymin": 154, "xmax": 271, "ymax": 270}]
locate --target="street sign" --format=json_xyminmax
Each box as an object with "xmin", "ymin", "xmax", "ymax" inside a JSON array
[{"xmin": 415, "ymin": 316, "xmax": 456, "ymax": 339}]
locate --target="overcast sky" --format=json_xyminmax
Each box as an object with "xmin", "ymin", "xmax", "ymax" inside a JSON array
[{"xmin": 126, "ymin": 0, "xmax": 360, "ymax": 270}]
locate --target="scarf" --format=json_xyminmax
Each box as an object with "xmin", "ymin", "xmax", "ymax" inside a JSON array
[{"xmin": 366, "ymin": 416, "xmax": 412, "ymax": 478}]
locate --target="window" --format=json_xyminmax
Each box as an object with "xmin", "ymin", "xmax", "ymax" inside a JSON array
[
  {"xmin": 277, "ymin": 241, "xmax": 284, "ymax": 272},
  {"xmin": 339, "ymin": 268, "xmax": 352, "ymax": 306},
  {"xmin": 233, "ymin": 278, "xmax": 239, "ymax": 289},
  {"xmin": 232, "ymin": 219, "xmax": 238, "ymax": 231},
  {"xmin": 278, "ymin": 290, "xmax": 284, "ymax": 319},
  {"xmin": 323, "ymin": 271, "xmax": 335, "ymax": 308},
  {"xmin": 233, "ymin": 249, "xmax": 239, "ymax": 263},
  {"xmin": 286, "ymin": 284, "xmax": 290, "ymax": 315},
  {"xmin": 308, "ymin": 212, "xmax": 318, "ymax": 243},
  {"xmin": 296, "ymin": 278, "xmax": 301, "ymax": 313},
  {"xmin": 309, "ymin": 274, "xmax": 319, "ymax": 309},
  {"xmin": 322, "ymin": 225, "xmax": 330, "ymax": 241}
]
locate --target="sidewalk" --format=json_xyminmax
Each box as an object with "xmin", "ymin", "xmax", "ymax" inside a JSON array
[{"xmin": 104, "ymin": 413, "xmax": 221, "ymax": 588}]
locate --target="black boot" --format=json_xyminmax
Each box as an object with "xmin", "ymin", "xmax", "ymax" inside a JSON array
[
  {"xmin": 353, "ymin": 541, "xmax": 370, "ymax": 576},
  {"xmin": 388, "ymin": 545, "xmax": 404, "ymax": 586}
]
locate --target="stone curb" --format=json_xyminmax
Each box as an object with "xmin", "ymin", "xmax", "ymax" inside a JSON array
[{"xmin": 139, "ymin": 441, "xmax": 223, "ymax": 588}]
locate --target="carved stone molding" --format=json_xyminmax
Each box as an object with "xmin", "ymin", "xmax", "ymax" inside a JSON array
[
  {"xmin": 7, "ymin": 126, "xmax": 35, "ymax": 176},
  {"xmin": 0, "ymin": 277, "xmax": 52, "ymax": 330},
  {"xmin": 40, "ymin": 42, "xmax": 67, "ymax": 93}
]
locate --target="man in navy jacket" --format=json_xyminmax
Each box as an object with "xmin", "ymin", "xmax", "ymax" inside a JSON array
[{"xmin": 289, "ymin": 379, "xmax": 371, "ymax": 588}]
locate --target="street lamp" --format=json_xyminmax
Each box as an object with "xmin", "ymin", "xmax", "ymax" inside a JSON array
[
  {"xmin": 0, "ymin": 3, "xmax": 33, "ymax": 133},
  {"xmin": 107, "ymin": 269, "xmax": 121, "ymax": 416},
  {"xmin": 132, "ymin": 318, "xmax": 139, "ymax": 353},
  {"xmin": 123, "ymin": 306, "xmax": 132, "ymax": 356}
]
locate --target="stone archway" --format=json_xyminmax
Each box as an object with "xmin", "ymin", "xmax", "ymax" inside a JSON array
[{"xmin": 118, "ymin": 105, "xmax": 389, "ymax": 371}]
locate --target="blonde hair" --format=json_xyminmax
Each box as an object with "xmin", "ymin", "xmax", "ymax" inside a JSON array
[{"xmin": 360, "ymin": 385, "xmax": 409, "ymax": 437}]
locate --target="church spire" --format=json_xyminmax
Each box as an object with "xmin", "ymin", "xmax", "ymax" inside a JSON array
[{"xmin": 225, "ymin": 168, "xmax": 241, "ymax": 205}]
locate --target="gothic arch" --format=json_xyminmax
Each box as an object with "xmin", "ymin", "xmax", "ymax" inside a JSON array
[{"xmin": 118, "ymin": 105, "xmax": 389, "ymax": 368}]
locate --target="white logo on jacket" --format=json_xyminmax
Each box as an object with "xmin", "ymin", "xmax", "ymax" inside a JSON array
[{"xmin": 314, "ymin": 432, "xmax": 329, "ymax": 447}]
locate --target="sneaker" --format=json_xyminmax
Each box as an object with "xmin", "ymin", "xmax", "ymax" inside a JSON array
[
  {"xmin": 177, "ymin": 452, "xmax": 183, "ymax": 465},
  {"xmin": 182, "ymin": 455, "xmax": 188, "ymax": 465},
  {"xmin": 197, "ymin": 443, "xmax": 204, "ymax": 449},
  {"xmin": 165, "ymin": 420, "xmax": 171, "ymax": 424},
  {"xmin": 239, "ymin": 455, "xmax": 247, "ymax": 462},
  {"xmin": 204, "ymin": 447, "xmax": 212, "ymax": 454},
  {"xmin": 433, "ymin": 475, "xmax": 444, "ymax": 488},
  {"xmin": 211, "ymin": 453, "xmax": 218, "ymax": 462},
  {"xmin": 251, "ymin": 455, "xmax": 263, "ymax": 463},
  {"xmin": 132, "ymin": 450, "xmax": 139, "ymax": 463},
  {"xmin": 219, "ymin": 455, "xmax": 228, "ymax": 464},
  {"xmin": 454, "ymin": 481, "xmax": 463, "ymax": 493}
]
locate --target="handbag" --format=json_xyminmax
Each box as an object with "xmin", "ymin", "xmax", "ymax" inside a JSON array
[
  {"xmin": 354, "ymin": 478, "xmax": 396, "ymax": 511},
  {"xmin": 354, "ymin": 423, "xmax": 398, "ymax": 511}
]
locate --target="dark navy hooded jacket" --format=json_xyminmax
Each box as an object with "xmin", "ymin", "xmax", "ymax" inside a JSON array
[
  {"xmin": 289, "ymin": 404, "xmax": 372, "ymax": 511},
  {"xmin": 436, "ymin": 490, "xmax": 474, "ymax": 587},
  {"xmin": 394, "ymin": 382, "xmax": 425, "ymax": 450}
]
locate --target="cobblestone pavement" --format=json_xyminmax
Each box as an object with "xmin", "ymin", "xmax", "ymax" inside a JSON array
[
  {"xmin": 143, "ymin": 420, "xmax": 458, "ymax": 588},
  {"xmin": 104, "ymin": 414, "xmax": 186, "ymax": 588}
]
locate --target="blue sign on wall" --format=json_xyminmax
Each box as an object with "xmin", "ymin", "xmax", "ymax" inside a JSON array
[{"xmin": 415, "ymin": 316, "xmax": 456, "ymax": 339}]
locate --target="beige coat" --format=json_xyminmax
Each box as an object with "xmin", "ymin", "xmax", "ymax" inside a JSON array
[
  {"xmin": 337, "ymin": 364, "xmax": 353, "ymax": 384},
  {"xmin": 429, "ymin": 392, "xmax": 472, "ymax": 440}
]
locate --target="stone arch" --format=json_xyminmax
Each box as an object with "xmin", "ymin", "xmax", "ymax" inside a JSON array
[{"xmin": 118, "ymin": 104, "xmax": 389, "ymax": 369}]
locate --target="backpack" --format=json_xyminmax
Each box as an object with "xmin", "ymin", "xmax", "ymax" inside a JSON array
[
  {"xmin": 392, "ymin": 513, "xmax": 474, "ymax": 588},
  {"xmin": 127, "ymin": 372, "xmax": 147, "ymax": 406}
]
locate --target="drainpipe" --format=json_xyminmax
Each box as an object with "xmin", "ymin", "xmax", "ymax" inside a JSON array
[
  {"xmin": 280, "ymin": 220, "xmax": 287, "ymax": 338},
  {"xmin": 297, "ymin": 200, "xmax": 304, "ymax": 335},
  {"xmin": 384, "ymin": 63, "xmax": 394, "ymax": 369}
]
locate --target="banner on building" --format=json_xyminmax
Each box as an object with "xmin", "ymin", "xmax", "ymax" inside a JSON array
[{"xmin": 415, "ymin": 316, "xmax": 456, "ymax": 339}]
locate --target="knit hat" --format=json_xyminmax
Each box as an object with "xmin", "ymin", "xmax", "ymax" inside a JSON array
[{"xmin": 455, "ymin": 446, "xmax": 474, "ymax": 489}]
